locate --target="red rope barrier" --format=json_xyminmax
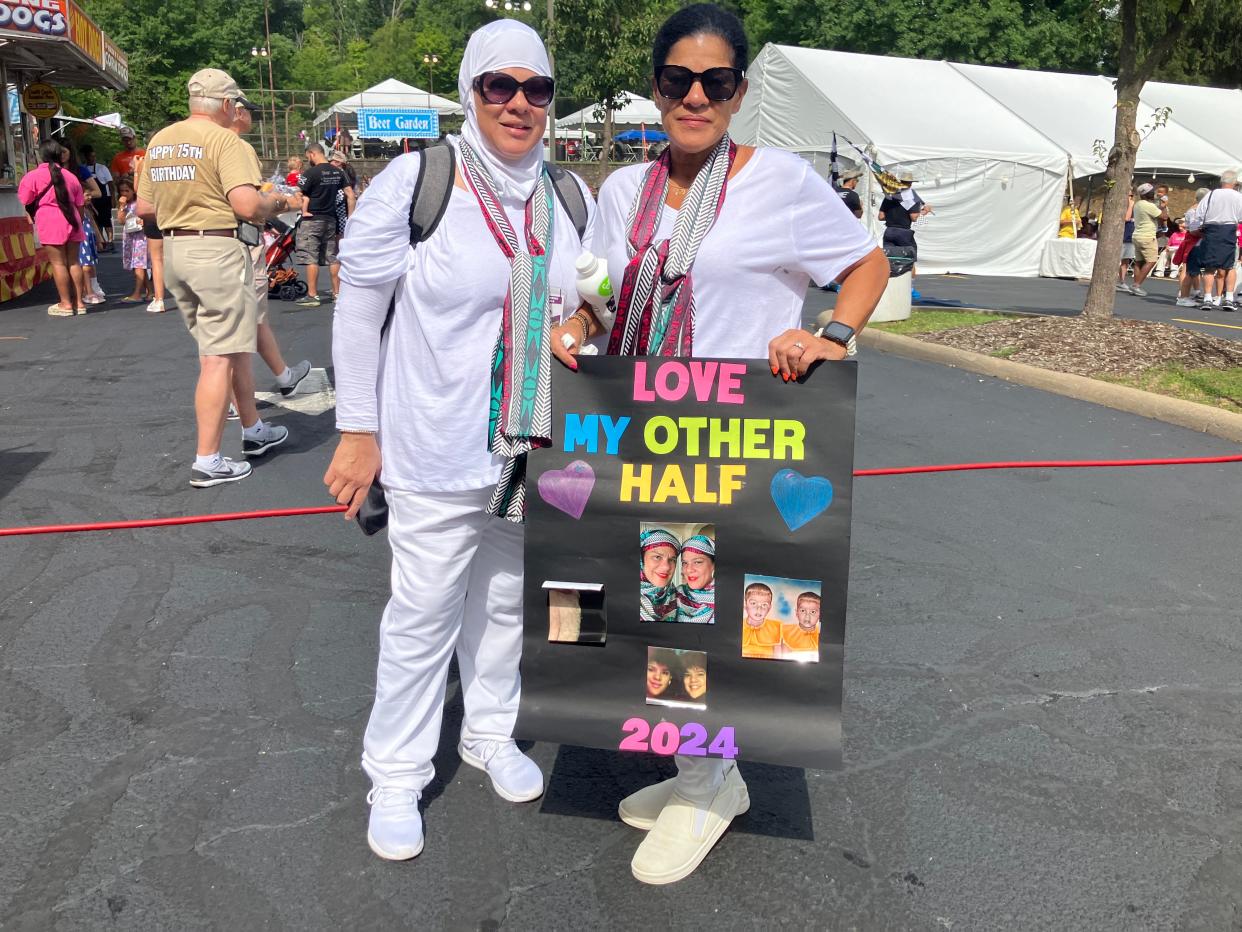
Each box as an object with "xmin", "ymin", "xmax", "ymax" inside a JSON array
[{"xmin": 1, "ymin": 454, "xmax": 1239, "ymax": 538}]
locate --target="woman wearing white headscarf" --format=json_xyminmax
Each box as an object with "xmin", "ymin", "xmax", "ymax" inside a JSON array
[{"xmin": 324, "ymin": 20, "xmax": 594, "ymax": 861}]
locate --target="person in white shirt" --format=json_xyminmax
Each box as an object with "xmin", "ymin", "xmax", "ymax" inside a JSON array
[
  {"xmin": 551, "ymin": 2, "xmax": 887, "ymax": 886},
  {"xmin": 1175, "ymin": 188, "xmax": 1210, "ymax": 307},
  {"xmin": 324, "ymin": 20, "xmax": 593, "ymax": 862},
  {"xmin": 1186, "ymin": 169, "xmax": 1242, "ymax": 311}
]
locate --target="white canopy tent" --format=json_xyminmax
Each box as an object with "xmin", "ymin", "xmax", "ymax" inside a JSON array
[
  {"xmin": 558, "ymin": 92, "xmax": 661, "ymax": 129},
  {"xmin": 949, "ymin": 63, "xmax": 1239, "ymax": 177},
  {"xmin": 313, "ymin": 78, "xmax": 462, "ymax": 128},
  {"xmin": 734, "ymin": 45, "xmax": 1071, "ymax": 276},
  {"xmin": 734, "ymin": 44, "xmax": 1242, "ymax": 276}
]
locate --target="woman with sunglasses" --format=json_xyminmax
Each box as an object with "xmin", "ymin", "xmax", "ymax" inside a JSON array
[
  {"xmin": 552, "ymin": 3, "xmax": 887, "ymax": 885},
  {"xmin": 326, "ymin": 19, "xmax": 593, "ymax": 862}
]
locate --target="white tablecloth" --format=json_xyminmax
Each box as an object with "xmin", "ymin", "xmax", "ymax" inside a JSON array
[{"xmin": 1039, "ymin": 237, "xmax": 1096, "ymax": 279}]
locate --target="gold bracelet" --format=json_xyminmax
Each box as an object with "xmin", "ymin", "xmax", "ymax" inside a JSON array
[
  {"xmin": 574, "ymin": 313, "xmax": 590, "ymax": 345},
  {"xmin": 340, "ymin": 429, "xmax": 376, "ymax": 435}
]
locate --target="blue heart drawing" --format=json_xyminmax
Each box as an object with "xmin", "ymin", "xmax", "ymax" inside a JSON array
[{"xmin": 770, "ymin": 469, "xmax": 834, "ymax": 532}]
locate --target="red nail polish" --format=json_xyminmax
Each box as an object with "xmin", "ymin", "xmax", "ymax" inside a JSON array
[{"xmin": 771, "ymin": 366, "xmax": 779, "ymax": 376}]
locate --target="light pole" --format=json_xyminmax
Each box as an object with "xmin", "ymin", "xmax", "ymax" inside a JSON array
[
  {"xmin": 262, "ymin": 0, "xmax": 279, "ymax": 158},
  {"xmin": 250, "ymin": 46, "xmax": 269, "ymax": 157},
  {"xmin": 423, "ymin": 54, "xmax": 440, "ymax": 95}
]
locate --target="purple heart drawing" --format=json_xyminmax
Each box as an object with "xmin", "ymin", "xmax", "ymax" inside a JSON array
[{"xmin": 537, "ymin": 460, "xmax": 596, "ymax": 520}]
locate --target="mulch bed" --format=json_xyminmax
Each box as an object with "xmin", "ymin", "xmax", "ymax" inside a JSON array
[{"xmin": 918, "ymin": 316, "xmax": 1242, "ymax": 377}]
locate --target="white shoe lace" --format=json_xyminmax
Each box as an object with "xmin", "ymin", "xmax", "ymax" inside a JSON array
[{"xmin": 367, "ymin": 786, "xmax": 419, "ymax": 807}]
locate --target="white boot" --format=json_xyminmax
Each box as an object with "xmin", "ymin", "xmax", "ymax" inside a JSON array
[{"xmin": 630, "ymin": 763, "xmax": 749, "ymax": 885}]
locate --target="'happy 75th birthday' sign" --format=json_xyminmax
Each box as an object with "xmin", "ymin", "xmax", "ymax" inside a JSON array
[{"xmin": 518, "ymin": 356, "xmax": 857, "ymax": 770}]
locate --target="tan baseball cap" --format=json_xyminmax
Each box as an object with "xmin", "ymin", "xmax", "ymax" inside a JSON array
[
  {"xmin": 188, "ymin": 68, "xmax": 242, "ymax": 101},
  {"xmin": 840, "ymin": 167, "xmax": 862, "ymax": 181}
]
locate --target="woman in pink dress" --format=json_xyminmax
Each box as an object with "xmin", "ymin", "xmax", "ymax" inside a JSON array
[{"xmin": 18, "ymin": 140, "xmax": 86, "ymax": 316}]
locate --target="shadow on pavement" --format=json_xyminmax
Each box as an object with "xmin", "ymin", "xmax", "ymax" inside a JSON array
[{"xmin": 0, "ymin": 448, "xmax": 50, "ymax": 504}]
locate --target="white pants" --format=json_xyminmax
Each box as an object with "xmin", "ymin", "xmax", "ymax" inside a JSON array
[{"xmin": 362, "ymin": 486, "xmax": 525, "ymax": 792}]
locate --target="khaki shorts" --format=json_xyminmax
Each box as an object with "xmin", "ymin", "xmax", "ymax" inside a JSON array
[
  {"xmin": 163, "ymin": 235, "xmax": 257, "ymax": 356},
  {"xmin": 250, "ymin": 243, "xmax": 269, "ymax": 325},
  {"xmin": 1133, "ymin": 237, "xmax": 1159, "ymax": 264}
]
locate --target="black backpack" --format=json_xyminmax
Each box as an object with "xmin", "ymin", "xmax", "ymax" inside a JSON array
[{"xmin": 357, "ymin": 145, "xmax": 590, "ymax": 535}]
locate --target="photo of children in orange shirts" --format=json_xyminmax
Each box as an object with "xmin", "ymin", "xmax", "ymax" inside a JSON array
[
  {"xmin": 780, "ymin": 591, "xmax": 821, "ymax": 662},
  {"xmin": 741, "ymin": 575, "xmax": 823, "ymax": 662}
]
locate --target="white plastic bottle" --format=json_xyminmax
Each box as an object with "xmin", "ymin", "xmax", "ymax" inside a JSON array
[{"xmin": 574, "ymin": 252, "xmax": 616, "ymax": 331}]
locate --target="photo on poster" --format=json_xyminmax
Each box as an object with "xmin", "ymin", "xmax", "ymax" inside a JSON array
[
  {"xmin": 543, "ymin": 581, "xmax": 606, "ymax": 645},
  {"xmin": 638, "ymin": 522, "xmax": 716, "ymax": 624},
  {"xmin": 741, "ymin": 575, "xmax": 823, "ymax": 662},
  {"xmin": 645, "ymin": 646, "xmax": 709, "ymax": 710}
]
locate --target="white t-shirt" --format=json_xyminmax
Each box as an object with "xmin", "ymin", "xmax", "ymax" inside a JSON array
[
  {"xmin": 333, "ymin": 149, "xmax": 593, "ymax": 493},
  {"xmin": 1196, "ymin": 186, "xmax": 1242, "ymax": 226},
  {"xmin": 91, "ymin": 162, "xmax": 113, "ymax": 189},
  {"xmin": 591, "ymin": 147, "xmax": 877, "ymax": 359}
]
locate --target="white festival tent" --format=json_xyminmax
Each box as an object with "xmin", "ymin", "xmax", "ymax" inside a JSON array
[
  {"xmin": 558, "ymin": 92, "xmax": 661, "ymax": 129},
  {"xmin": 312, "ymin": 78, "xmax": 462, "ymax": 129},
  {"xmin": 733, "ymin": 44, "xmax": 1242, "ymax": 276}
]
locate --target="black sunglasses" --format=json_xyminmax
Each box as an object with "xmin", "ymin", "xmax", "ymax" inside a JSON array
[
  {"xmin": 473, "ymin": 71, "xmax": 555, "ymax": 109},
  {"xmin": 655, "ymin": 65, "xmax": 744, "ymax": 102}
]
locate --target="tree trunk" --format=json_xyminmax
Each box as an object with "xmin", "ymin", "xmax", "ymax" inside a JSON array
[
  {"xmin": 1081, "ymin": 85, "xmax": 1142, "ymax": 320},
  {"xmin": 599, "ymin": 104, "xmax": 614, "ymax": 172}
]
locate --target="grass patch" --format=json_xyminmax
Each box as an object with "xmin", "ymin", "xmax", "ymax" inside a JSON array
[
  {"xmin": 991, "ymin": 346, "xmax": 1020, "ymax": 359},
  {"xmin": 1100, "ymin": 365, "xmax": 1242, "ymax": 413},
  {"xmin": 872, "ymin": 310, "xmax": 1016, "ymax": 335}
]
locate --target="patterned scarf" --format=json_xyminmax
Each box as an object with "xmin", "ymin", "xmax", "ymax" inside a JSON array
[
  {"xmin": 458, "ymin": 137, "xmax": 556, "ymax": 523},
  {"xmin": 675, "ymin": 582, "xmax": 715, "ymax": 625},
  {"xmin": 607, "ymin": 134, "xmax": 736, "ymax": 357},
  {"xmin": 639, "ymin": 527, "xmax": 681, "ymax": 623}
]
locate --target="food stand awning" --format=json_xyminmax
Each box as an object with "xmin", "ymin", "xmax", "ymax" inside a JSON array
[{"xmin": 0, "ymin": 0, "xmax": 128, "ymax": 91}]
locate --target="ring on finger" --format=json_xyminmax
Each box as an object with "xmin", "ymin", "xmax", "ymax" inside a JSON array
[{"xmin": 792, "ymin": 340, "xmax": 805, "ymax": 352}]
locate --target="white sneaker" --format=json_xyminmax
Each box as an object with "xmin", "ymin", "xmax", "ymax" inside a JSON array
[
  {"xmin": 630, "ymin": 763, "xmax": 750, "ymax": 885},
  {"xmin": 146, "ymin": 299, "xmax": 166, "ymax": 314},
  {"xmin": 1175, "ymin": 297, "xmax": 1198, "ymax": 307},
  {"xmin": 1130, "ymin": 285, "xmax": 1147, "ymax": 297},
  {"xmin": 91, "ymin": 280, "xmax": 106, "ymax": 298},
  {"xmin": 366, "ymin": 787, "xmax": 423, "ymax": 860},
  {"xmin": 1116, "ymin": 281, "xmax": 1132, "ymax": 293},
  {"xmin": 458, "ymin": 739, "xmax": 544, "ymax": 802}
]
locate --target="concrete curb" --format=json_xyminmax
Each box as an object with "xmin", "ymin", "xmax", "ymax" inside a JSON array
[{"xmin": 860, "ymin": 328, "xmax": 1242, "ymax": 444}]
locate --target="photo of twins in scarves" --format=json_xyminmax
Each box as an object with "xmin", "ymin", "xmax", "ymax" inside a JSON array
[{"xmin": 638, "ymin": 522, "xmax": 717, "ymax": 625}]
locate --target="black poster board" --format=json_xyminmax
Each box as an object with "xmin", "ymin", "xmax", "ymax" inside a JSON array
[{"xmin": 518, "ymin": 356, "xmax": 857, "ymax": 770}]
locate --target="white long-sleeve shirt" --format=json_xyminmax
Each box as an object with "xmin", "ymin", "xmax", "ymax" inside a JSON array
[{"xmin": 333, "ymin": 150, "xmax": 593, "ymax": 492}]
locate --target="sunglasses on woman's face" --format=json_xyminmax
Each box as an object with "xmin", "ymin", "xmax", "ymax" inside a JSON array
[
  {"xmin": 655, "ymin": 65, "xmax": 744, "ymax": 102},
  {"xmin": 473, "ymin": 71, "xmax": 555, "ymax": 109}
]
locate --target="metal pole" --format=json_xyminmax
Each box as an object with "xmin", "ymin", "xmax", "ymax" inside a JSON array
[
  {"xmin": 546, "ymin": 0, "xmax": 556, "ymax": 162},
  {"xmin": 264, "ymin": 0, "xmax": 278, "ymax": 159}
]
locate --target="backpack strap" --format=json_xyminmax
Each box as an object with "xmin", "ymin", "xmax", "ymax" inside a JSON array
[
  {"xmin": 546, "ymin": 162, "xmax": 589, "ymax": 241},
  {"xmin": 408, "ymin": 142, "xmax": 457, "ymax": 245}
]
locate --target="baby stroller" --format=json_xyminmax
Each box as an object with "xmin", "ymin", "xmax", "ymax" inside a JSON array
[{"xmin": 265, "ymin": 216, "xmax": 308, "ymax": 302}]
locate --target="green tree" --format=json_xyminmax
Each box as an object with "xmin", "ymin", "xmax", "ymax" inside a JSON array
[{"xmin": 551, "ymin": 0, "xmax": 677, "ymax": 165}]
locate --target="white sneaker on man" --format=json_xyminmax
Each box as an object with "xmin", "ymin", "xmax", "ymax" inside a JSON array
[
  {"xmin": 1130, "ymin": 285, "xmax": 1147, "ymax": 296},
  {"xmin": 630, "ymin": 763, "xmax": 750, "ymax": 885},
  {"xmin": 458, "ymin": 739, "xmax": 544, "ymax": 802},
  {"xmin": 1175, "ymin": 297, "xmax": 1198, "ymax": 307},
  {"xmin": 366, "ymin": 786, "xmax": 423, "ymax": 860}
]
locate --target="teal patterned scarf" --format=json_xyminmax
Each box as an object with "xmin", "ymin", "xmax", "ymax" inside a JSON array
[{"xmin": 458, "ymin": 137, "xmax": 555, "ymax": 523}]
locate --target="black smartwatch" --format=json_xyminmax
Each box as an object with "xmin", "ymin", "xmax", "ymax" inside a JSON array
[{"xmin": 821, "ymin": 320, "xmax": 855, "ymax": 348}]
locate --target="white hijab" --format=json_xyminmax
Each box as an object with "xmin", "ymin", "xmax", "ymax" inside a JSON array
[{"xmin": 456, "ymin": 19, "xmax": 552, "ymax": 202}]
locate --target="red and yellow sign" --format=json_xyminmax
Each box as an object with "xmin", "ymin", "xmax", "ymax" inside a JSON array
[
  {"xmin": 0, "ymin": 0, "xmax": 68, "ymax": 38},
  {"xmin": 66, "ymin": 0, "xmax": 101, "ymax": 67},
  {"xmin": 0, "ymin": 216, "xmax": 51, "ymax": 303}
]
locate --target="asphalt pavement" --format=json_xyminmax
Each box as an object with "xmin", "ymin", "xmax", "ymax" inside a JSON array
[
  {"xmin": 2, "ymin": 254, "xmax": 1241, "ymax": 930},
  {"xmin": 811, "ymin": 271, "xmax": 1242, "ymax": 342}
]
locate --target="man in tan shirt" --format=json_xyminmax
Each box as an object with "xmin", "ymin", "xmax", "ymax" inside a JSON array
[
  {"xmin": 229, "ymin": 97, "xmax": 312, "ymax": 403},
  {"xmin": 136, "ymin": 69, "xmax": 296, "ymax": 488}
]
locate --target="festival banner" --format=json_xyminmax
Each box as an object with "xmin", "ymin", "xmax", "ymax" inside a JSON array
[
  {"xmin": 518, "ymin": 356, "xmax": 856, "ymax": 770},
  {"xmin": 0, "ymin": 0, "xmax": 68, "ymax": 38},
  {"xmin": 102, "ymin": 35, "xmax": 127, "ymax": 85}
]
